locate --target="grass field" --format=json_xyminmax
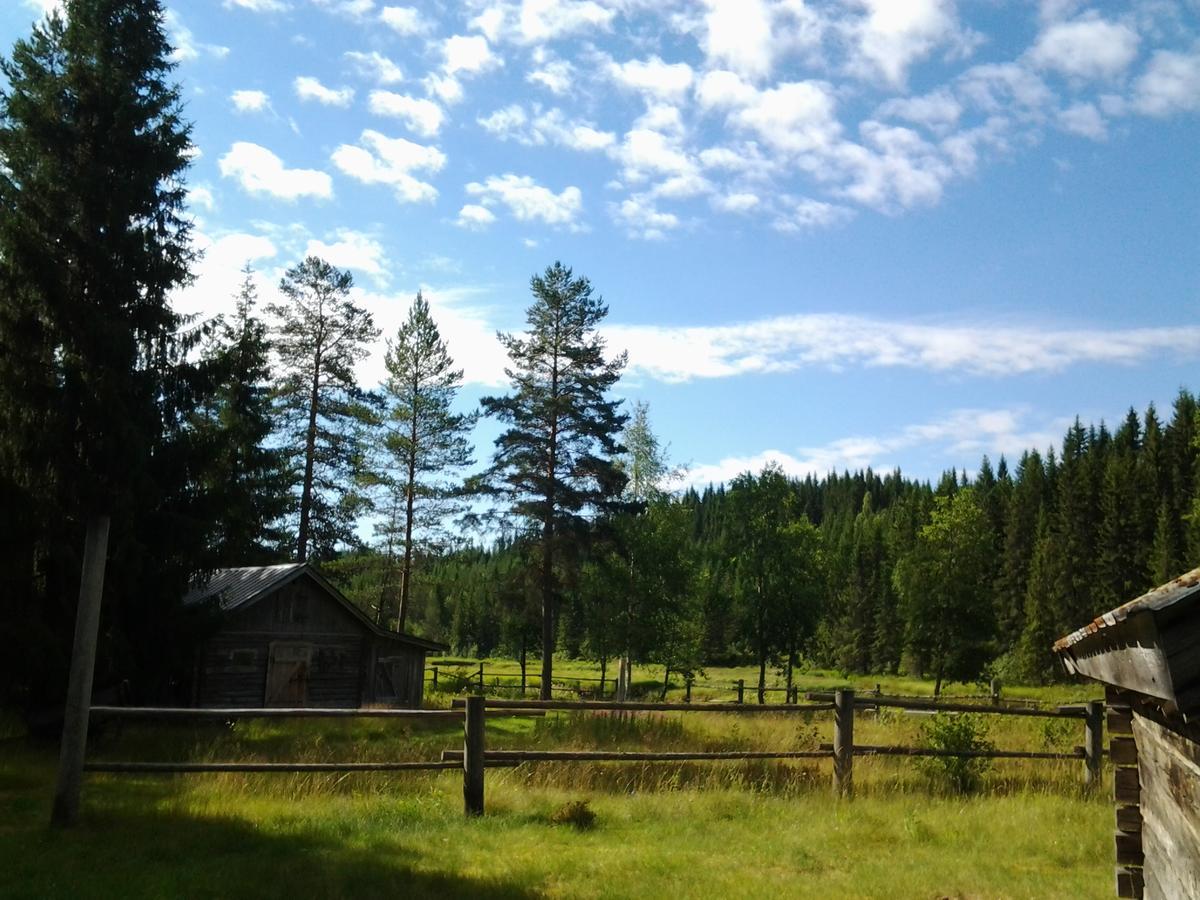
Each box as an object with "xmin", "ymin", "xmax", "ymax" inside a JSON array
[{"xmin": 0, "ymin": 667, "xmax": 1113, "ymax": 899}]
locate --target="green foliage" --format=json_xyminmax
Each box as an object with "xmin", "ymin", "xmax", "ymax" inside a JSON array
[
  {"xmin": 267, "ymin": 255, "xmax": 380, "ymax": 562},
  {"xmin": 479, "ymin": 262, "xmax": 628, "ymax": 697},
  {"xmin": 915, "ymin": 713, "xmax": 994, "ymax": 794},
  {"xmin": 374, "ymin": 292, "xmax": 477, "ymax": 630}
]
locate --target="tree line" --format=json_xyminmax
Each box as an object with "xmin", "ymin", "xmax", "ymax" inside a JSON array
[{"xmin": 1, "ymin": 2, "xmax": 1195, "ymax": 717}]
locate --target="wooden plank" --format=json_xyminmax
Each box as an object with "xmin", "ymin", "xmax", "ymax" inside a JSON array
[
  {"xmin": 1116, "ymin": 831, "xmax": 1145, "ymax": 866},
  {"xmin": 1110, "ymin": 737, "xmax": 1138, "ymax": 766},
  {"xmin": 835, "ymin": 744, "xmax": 1085, "ymax": 760},
  {"xmin": 805, "ymin": 694, "xmax": 1087, "ymax": 719},
  {"xmin": 441, "ymin": 749, "xmax": 832, "ymax": 762},
  {"xmin": 89, "ymin": 706, "xmax": 462, "ymax": 720},
  {"xmin": 1116, "ymin": 805, "xmax": 1142, "ymax": 834},
  {"xmin": 1108, "ymin": 707, "xmax": 1134, "ymax": 734},
  {"xmin": 1114, "ymin": 766, "xmax": 1141, "ymax": 805},
  {"xmin": 1132, "ymin": 710, "xmax": 1200, "ymax": 900},
  {"xmin": 84, "ymin": 761, "xmax": 461, "ymax": 773},
  {"xmin": 451, "ymin": 699, "xmax": 833, "ymax": 713},
  {"xmin": 463, "ymin": 695, "xmax": 485, "ymax": 816},
  {"xmin": 1115, "ymin": 866, "xmax": 1144, "ymax": 899}
]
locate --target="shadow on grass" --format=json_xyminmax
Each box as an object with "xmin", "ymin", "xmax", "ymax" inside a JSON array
[{"xmin": 0, "ymin": 744, "xmax": 536, "ymax": 900}]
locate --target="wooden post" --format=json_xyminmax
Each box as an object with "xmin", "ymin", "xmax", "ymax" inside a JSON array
[
  {"xmin": 1084, "ymin": 700, "xmax": 1103, "ymax": 787},
  {"xmin": 432, "ymin": 666, "xmax": 438, "ymax": 688},
  {"xmin": 833, "ymin": 688, "xmax": 855, "ymax": 799},
  {"xmin": 463, "ymin": 695, "xmax": 485, "ymax": 816},
  {"xmin": 991, "ymin": 678, "xmax": 1001, "ymax": 704},
  {"xmin": 736, "ymin": 679, "xmax": 744, "ymax": 704},
  {"xmin": 685, "ymin": 676, "xmax": 693, "ymax": 703},
  {"xmin": 51, "ymin": 515, "xmax": 111, "ymax": 828},
  {"xmin": 477, "ymin": 662, "xmax": 485, "ymax": 691}
]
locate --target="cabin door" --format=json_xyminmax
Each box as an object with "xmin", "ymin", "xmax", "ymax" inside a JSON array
[{"xmin": 265, "ymin": 642, "xmax": 311, "ymax": 706}]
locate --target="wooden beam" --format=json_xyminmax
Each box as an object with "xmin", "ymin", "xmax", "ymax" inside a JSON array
[
  {"xmin": 1110, "ymin": 737, "xmax": 1138, "ymax": 766},
  {"xmin": 833, "ymin": 689, "xmax": 855, "ymax": 799},
  {"xmin": 1114, "ymin": 766, "xmax": 1141, "ymax": 805},
  {"xmin": 463, "ymin": 695, "xmax": 485, "ymax": 816},
  {"xmin": 451, "ymin": 698, "xmax": 833, "ymax": 713},
  {"xmin": 1115, "ymin": 831, "xmax": 1145, "ymax": 866},
  {"xmin": 84, "ymin": 761, "xmax": 460, "ymax": 773},
  {"xmin": 441, "ymin": 749, "xmax": 831, "ymax": 762}
]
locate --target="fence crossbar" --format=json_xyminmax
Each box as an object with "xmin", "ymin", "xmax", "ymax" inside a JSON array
[
  {"xmin": 89, "ymin": 706, "xmax": 464, "ymax": 720},
  {"xmin": 83, "ymin": 760, "xmax": 463, "ymax": 773},
  {"xmin": 441, "ymin": 749, "xmax": 832, "ymax": 762},
  {"xmin": 451, "ymin": 698, "xmax": 833, "ymax": 713},
  {"xmin": 821, "ymin": 742, "xmax": 1087, "ymax": 760},
  {"xmin": 804, "ymin": 694, "xmax": 1088, "ymax": 719}
]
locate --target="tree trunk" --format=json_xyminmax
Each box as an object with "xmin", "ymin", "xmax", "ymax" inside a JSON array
[
  {"xmin": 296, "ymin": 357, "xmax": 321, "ymax": 562},
  {"xmin": 398, "ymin": 372, "xmax": 420, "ymax": 632},
  {"xmin": 599, "ymin": 655, "xmax": 607, "ymax": 696},
  {"xmin": 520, "ymin": 641, "xmax": 527, "ymax": 695},
  {"xmin": 758, "ymin": 648, "xmax": 767, "ymax": 705},
  {"xmin": 786, "ymin": 645, "xmax": 795, "ymax": 694},
  {"xmin": 660, "ymin": 665, "xmax": 671, "ymax": 700},
  {"xmin": 540, "ymin": 518, "xmax": 555, "ymax": 700}
]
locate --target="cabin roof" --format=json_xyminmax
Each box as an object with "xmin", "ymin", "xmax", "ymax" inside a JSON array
[
  {"xmin": 1052, "ymin": 566, "xmax": 1200, "ymax": 652},
  {"xmin": 184, "ymin": 563, "xmax": 447, "ymax": 652}
]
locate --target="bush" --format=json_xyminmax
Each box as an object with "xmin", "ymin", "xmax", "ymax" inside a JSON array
[
  {"xmin": 549, "ymin": 800, "xmax": 596, "ymax": 830},
  {"xmin": 915, "ymin": 713, "xmax": 993, "ymax": 794}
]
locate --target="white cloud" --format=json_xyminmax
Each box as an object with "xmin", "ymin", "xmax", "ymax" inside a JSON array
[
  {"xmin": 1057, "ymin": 101, "xmax": 1107, "ymax": 139},
  {"xmin": 695, "ymin": 70, "xmax": 758, "ymax": 110},
  {"xmin": 712, "ymin": 191, "xmax": 760, "ymax": 213},
  {"xmin": 845, "ymin": 0, "xmax": 978, "ymax": 88},
  {"xmin": 312, "ymin": 0, "xmax": 375, "ymax": 19},
  {"xmin": 219, "ymin": 142, "xmax": 333, "ymax": 200},
  {"xmin": 478, "ymin": 105, "xmax": 615, "ymax": 151},
  {"xmin": 1131, "ymin": 49, "xmax": 1200, "ymax": 116},
  {"xmin": 683, "ymin": 408, "xmax": 1061, "ymax": 488},
  {"xmin": 22, "ymin": 0, "xmax": 63, "ymax": 16},
  {"xmin": 729, "ymin": 81, "xmax": 842, "ymax": 154},
  {"xmin": 876, "ymin": 89, "xmax": 962, "ymax": 132},
  {"xmin": 189, "ymin": 185, "xmax": 216, "ymax": 212},
  {"xmin": 294, "ymin": 76, "xmax": 354, "ymax": 107},
  {"xmin": 345, "ymin": 51, "xmax": 404, "ymax": 85},
  {"xmin": 368, "ymin": 91, "xmax": 445, "ymax": 136},
  {"xmin": 455, "ymin": 204, "xmax": 497, "ymax": 229},
  {"xmin": 698, "ymin": 0, "xmax": 774, "ymax": 81},
  {"xmin": 515, "ymin": 0, "xmax": 615, "ymax": 44},
  {"xmin": 172, "ymin": 229, "xmax": 280, "ymax": 324},
  {"xmin": 528, "ymin": 59, "xmax": 574, "ymax": 95},
  {"xmin": 166, "ymin": 11, "xmax": 230, "ymax": 63},
  {"xmin": 331, "ymin": 129, "xmax": 445, "ymax": 203},
  {"xmin": 443, "ymin": 34, "xmax": 502, "ymax": 75},
  {"xmin": 230, "ymin": 89, "xmax": 270, "ymax": 114},
  {"xmin": 604, "ymin": 313, "xmax": 1200, "ymax": 383},
  {"xmin": 772, "ymin": 197, "xmax": 853, "ymax": 231},
  {"xmin": 224, "ymin": 0, "xmax": 288, "ymax": 11},
  {"xmin": 424, "ymin": 74, "xmax": 465, "ymax": 105},
  {"xmin": 465, "ymin": 174, "xmax": 584, "ymax": 228},
  {"xmin": 1029, "ymin": 14, "xmax": 1140, "ymax": 80},
  {"xmin": 380, "ymin": 5, "xmax": 426, "ymax": 35},
  {"xmin": 305, "ymin": 229, "xmax": 388, "ymax": 280},
  {"xmin": 608, "ymin": 56, "xmax": 695, "ymax": 103},
  {"xmin": 612, "ymin": 194, "xmax": 680, "ymax": 240}
]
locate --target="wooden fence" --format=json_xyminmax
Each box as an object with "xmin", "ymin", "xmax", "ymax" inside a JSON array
[{"xmin": 75, "ymin": 690, "xmax": 1103, "ymax": 818}]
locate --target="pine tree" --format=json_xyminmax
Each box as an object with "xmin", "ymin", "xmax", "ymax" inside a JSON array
[
  {"xmin": 194, "ymin": 266, "xmax": 292, "ymax": 563},
  {"xmin": 268, "ymin": 256, "xmax": 381, "ymax": 562},
  {"xmin": 480, "ymin": 262, "xmax": 628, "ymax": 699},
  {"xmin": 0, "ymin": 0, "xmax": 203, "ymax": 709},
  {"xmin": 376, "ymin": 292, "xmax": 476, "ymax": 630}
]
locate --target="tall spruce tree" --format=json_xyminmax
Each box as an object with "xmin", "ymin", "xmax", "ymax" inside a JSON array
[
  {"xmin": 480, "ymin": 262, "xmax": 628, "ymax": 699},
  {"xmin": 268, "ymin": 256, "xmax": 380, "ymax": 562},
  {"xmin": 194, "ymin": 266, "xmax": 292, "ymax": 563},
  {"xmin": 376, "ymin": 292, "xmax": 476, "ymax": 631},
  {"xmin": 0, "ymin": 0, "xmax": 203, "ymax": 710}
]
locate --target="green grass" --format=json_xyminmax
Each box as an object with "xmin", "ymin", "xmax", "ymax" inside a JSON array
[{"xmin": 1, "ymin": 684, "xmax": 1113, "ymax": 899}]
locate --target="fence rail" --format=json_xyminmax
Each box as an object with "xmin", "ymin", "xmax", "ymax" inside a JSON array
[{"xmin": 75, "ymin": 691, "xmax": 1106, "ymax": 818}]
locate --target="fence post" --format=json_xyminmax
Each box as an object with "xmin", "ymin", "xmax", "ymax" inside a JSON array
[
  {"xmin": 432, "ymin": 666, "xmax": 438, "ymax": 688},
  {"xmin": 463, "ymin": 695, "xmax": 485, "ymax": 816},
  {"xmin": 478, "ymin": 662, "xmax": 485, "ymax": 691},
  {"xmin": 833, "ymin": 688, "xmax": 855, "ymax": 799},
  {"xmin": 685, "ymin": 676, "xmax": 693, "ymax": 703},
  {"xmin": 736, "ymin": 679, "xmax": 744, "ymax": 704},
  {"xmin": 991, "ymin": 678, "xmax": 1001, "ymax": 705},
  {"xmin": 51, "ymin": 515, "xmax": 111, "ymax": 828},
  {"xmin": 1084, "ymin": 700, "xmax": 1103, "ymax": 788}
]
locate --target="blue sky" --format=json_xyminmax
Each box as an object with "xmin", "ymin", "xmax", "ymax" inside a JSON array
[{"xmin": 6, "ymin": 0, "xmax": 1200, "ymax": 489}]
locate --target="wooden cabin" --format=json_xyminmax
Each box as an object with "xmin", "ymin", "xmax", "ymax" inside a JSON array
[
  {"xmin": 1054, "ymin": 566, "xmax": 1200, "ymax": 899},
  {"xmin": 184, "ymin": 563, "xmax": 445, "ymax": 709}
]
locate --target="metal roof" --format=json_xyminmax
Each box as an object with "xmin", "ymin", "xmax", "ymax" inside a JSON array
[
  {"xmin": 1053, "ymin": 565, "xmax": 1200, "ymax": 652},
  {"xmin": 183, "ymin": 563, "xmax": 447, "ymax": 652},
  {"xmin": 183, "ymin": 564, "xmax": 307, "ymax": 611}
]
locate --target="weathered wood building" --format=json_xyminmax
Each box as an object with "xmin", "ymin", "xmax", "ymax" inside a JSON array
[
  {"xmin": 185, "ymin": 564, "xmax": 444, "ymax": 709},
  {"xmin": 1055, "ymin": 567, "xmax": 1200, "ymax": 899}
]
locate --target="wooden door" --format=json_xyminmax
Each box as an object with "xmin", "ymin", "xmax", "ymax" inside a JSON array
[{"xmin": 265, "ymin": 642, "xmax": 311, "ymax": 706}]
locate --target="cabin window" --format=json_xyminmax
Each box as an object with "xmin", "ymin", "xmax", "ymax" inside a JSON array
[{"xmin": 216, "ymin": 647, "xmax": 258, "ymax": 674}]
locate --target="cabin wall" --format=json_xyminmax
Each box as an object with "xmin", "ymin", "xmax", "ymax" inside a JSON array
[
  {"xmin": 195, "ymin": 575, "xmax": 430, "ymax": 708},
  {"xmin": 1132, "ymin": 709, "xmax": 1200, "ymax": 900}
]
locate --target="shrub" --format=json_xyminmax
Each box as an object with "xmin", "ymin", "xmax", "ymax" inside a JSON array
[
  {"xmin": 915, "ymin": 713, "xmax": 994, "ymax": 794},
  {"xmin": 549, "ymin": 799, "xmax": 596, "ymax": 830}
]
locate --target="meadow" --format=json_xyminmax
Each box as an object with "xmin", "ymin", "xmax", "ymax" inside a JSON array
[{"xmin": 0, "ymin": 665, "xmax": 1113, "ymax": 899}]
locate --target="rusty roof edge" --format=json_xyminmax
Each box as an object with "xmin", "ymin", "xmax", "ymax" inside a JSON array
[{"xmin": 1053, "ymin": 565, "xmax": 1200, "ymax": 653}]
